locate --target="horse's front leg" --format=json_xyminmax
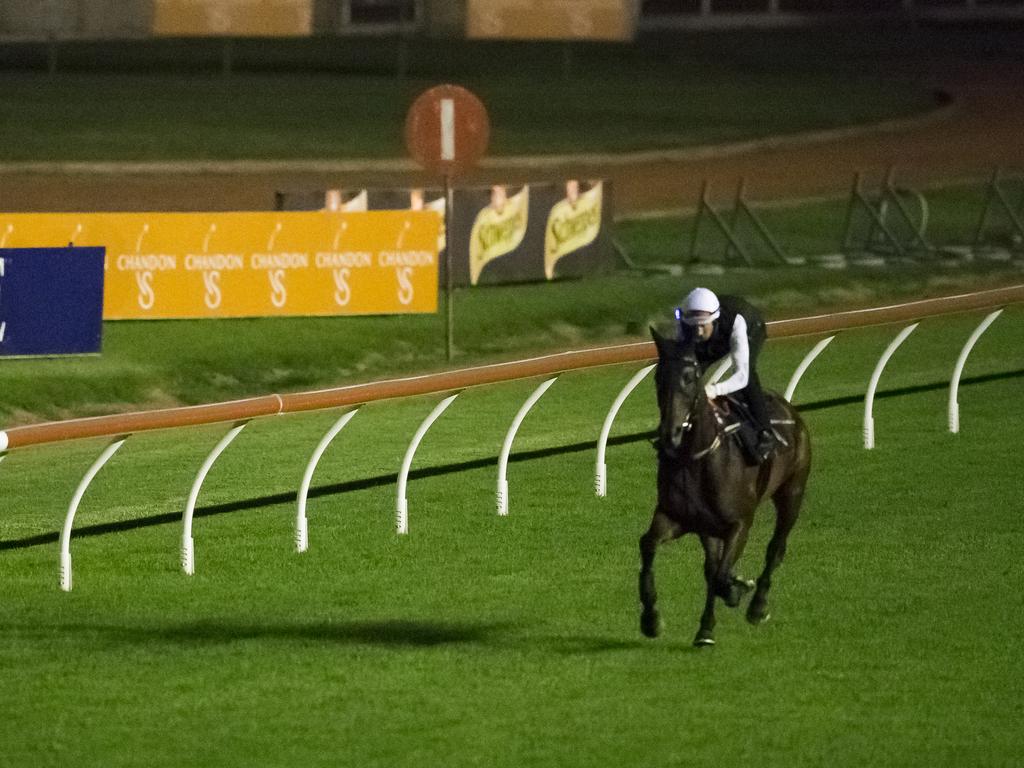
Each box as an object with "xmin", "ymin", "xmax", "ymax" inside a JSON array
[
  {"xmin": 714, "ymin": 521, "xmax": 753, "ymax": 608},
  {"xmin": 639, "ymin": 509, "xmax": 680, "ymax": 638}
]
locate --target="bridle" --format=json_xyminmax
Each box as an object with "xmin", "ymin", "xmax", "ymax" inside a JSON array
[
  {"xmin": 658, "ymin": 354, "xmax": 727, "ymax": 463},
  {"xmin": 681, "ymin": 397, "xmax": 731, "ymax": 461}
]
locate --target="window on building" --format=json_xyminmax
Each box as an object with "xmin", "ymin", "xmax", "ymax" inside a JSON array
[{"xmin": 348, "ymin": 0, "xmax": 417, "ymax": 25}]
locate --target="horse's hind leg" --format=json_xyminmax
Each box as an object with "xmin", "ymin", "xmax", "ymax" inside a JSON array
[
  {"xmin": 695, "ymin": 535, "xmax": 755, "ymax": 646},
  {"xmin": 694, "ymin": 536, "xmax": 723, "ymax": 646},
  {"xmin": 639, "ymin": 509, "xmax": 681, "ymax": 639},
  {"xmin": 747, "ymin": 479, "xmax": 804, "ymax": 625}
]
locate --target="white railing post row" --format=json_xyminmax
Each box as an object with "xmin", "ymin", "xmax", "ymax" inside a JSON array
[
  {"xmin": 595, "ymin": 364, "xmax": 656, "ymax": 498},
  {"xmin": 295, "ymin": 408, "xmax": 359, "ymax": 553},
  {"xmin": 497, "ymin": 377, "xmax": 558, "ymax": 515},
  {"xmin": 181, "ymin": 420, "xmax": 250, "ymax": 576},
  {"xmin": 949, "ymin": 309, "xmax": 1003, "ymax": 434},
  {"xmin": 784, "ymin": 335, "xmax": 836, "ymax": 403},
  {"xmin": 864, "ymin": 324, "xmax": 919, "ymax": 450},
  {"xmin": 59, "ymin": 436, "xmax": 129, "ymax": 592},
  {"xmin": 396, "ymin": 394, "xmax": 459, "ymax": 535}
]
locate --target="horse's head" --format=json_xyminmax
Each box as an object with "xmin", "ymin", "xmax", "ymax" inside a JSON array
[{"xmin": 651, "ymin": 326, "xmax": 703, "ymax": 451}]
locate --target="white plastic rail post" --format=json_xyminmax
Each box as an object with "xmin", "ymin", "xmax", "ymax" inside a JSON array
[
  {"xmin": 397, "ymin": 394, "xmax": 458, "ymax": 535},
  {"xmin": 59, "ymin": 437, "xmax": 128, "ymax": 592},
  {"xmin": 595, "ymin": 364, "xmax": 656, "ymax": 498},
  {"xmin": 864, "ymin": 324, "xmax": 918, "ymax": 450},
  {"xmin": 296, "ymin": 408, "xmax": 359, "ymax": 553},
  {"xmin": 949, "ymin": 309, "xmax": 1003, "ymax": 434},
  {"xmin": 181, "ymin": 420, "xmax": 249, "ymax": 576},
  {"xmin": 784, "ymin": 336, "xmax": 836, "ymax": 404},
  {"xmin": 497, "ymin": 378, "xmax": 557, "ymax": 516}
]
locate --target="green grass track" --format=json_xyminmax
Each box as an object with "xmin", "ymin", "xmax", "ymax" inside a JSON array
[{"xmin": 1, "ymin": 309, "xmax": 1022, "ymax": 766}]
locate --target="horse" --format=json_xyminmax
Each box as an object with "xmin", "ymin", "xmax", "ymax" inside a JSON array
[{"xmin": 639, "ymin": 327, "xmax": 812, "ymax": 647}]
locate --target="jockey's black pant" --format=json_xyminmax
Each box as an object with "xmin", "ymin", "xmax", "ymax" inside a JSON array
[{"xmin": 740, "ymin": 315, "xmax": 771, "ymax": 433}]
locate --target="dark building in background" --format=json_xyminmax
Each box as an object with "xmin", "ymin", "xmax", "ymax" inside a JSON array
[{"xmin": 2, "ymin": 1, "xmax": 1021, "ymax": 41}]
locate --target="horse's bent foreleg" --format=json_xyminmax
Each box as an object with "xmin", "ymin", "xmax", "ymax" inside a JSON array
[
  {"xmin": 714, "ymin": 521, "xmax": 752, "ymax": 608},
  {"xmin": 748, "ymin": 480, "xmax": 804, "ymax": 624},
  {"xmin": 639, "ymin": 509, "xmax": 681, "ymax": 639}
]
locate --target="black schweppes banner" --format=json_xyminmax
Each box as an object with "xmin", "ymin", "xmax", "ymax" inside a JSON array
[{"xmin": 276, "ymin": 181, "xmax": 615, "ymax": 288}]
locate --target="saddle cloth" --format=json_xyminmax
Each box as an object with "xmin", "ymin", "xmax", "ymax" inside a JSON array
[{"xmin": 717, "ymin": 394, "xmax": 793, "ymax": 466}]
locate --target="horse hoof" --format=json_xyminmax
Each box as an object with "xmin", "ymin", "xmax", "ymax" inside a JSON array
[
  {"xmin": 724, "ymin": 587, "xmax": 744, "ymax": 608},
  {"xmin": 746, "ymin": 610, "xmax": 771, "ymax": 626},
  {"xmin": 640, "ymin": 610, "xmax": 663, "ymax": 639},
  {"xmin": 719, "ymin": 579, "xmax": 752, "ymax": 608}
]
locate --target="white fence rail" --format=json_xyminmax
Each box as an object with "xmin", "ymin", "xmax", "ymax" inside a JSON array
[
  {"xmin": 863, "ymin": 324, "xmax": 919, "ymax": 450},
  {"xmin": 497, "ymin": 378, "xmax": 558, "ymax": 516},
  {"xmin": 1, "ymin": 287, "xmax": 1019, "ymax": 590}
]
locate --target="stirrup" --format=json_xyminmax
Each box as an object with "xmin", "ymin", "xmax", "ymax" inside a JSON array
[
  {"xmin": 768, "ymin": 419, "xmax": 792, "ymax": 448},
  {"xmin": 755, "ymin": 431, "xmax": 777, "ymax": 462},
  {"xmin": 770, "ymin": 426, "xmax": 789, "ymax": 448}
]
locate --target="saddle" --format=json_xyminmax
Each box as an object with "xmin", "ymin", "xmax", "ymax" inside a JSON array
[{"xmin": 714, "ymin": 394, "xmax": 793, "ymax": 466}]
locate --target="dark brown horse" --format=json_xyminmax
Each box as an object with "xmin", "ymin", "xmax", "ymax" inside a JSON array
[{"xmin": 640, "ymin": 328, "xmax": 812, "ymax": 646}]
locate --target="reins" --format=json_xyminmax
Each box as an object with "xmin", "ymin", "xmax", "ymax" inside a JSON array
[
  {"xmin": 691, "ymin": 395, "xmax": 732, "ymax": 460},
  {"xmin": 660, "ymin": 391, "xmax": 728, "ymax": 463}
]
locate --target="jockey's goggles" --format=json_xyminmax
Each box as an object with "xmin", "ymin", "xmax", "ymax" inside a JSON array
[{"xmin": 675, "ymin": 307, "xmax": 719, "ymax": 326}]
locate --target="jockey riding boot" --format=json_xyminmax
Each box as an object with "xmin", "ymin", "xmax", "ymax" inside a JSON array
[{"xmin": 755, "ymin": 429, "xmax": 777, "ymax": 463}]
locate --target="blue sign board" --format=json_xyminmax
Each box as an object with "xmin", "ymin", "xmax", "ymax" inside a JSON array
[{"xmin": 0, "ymin": 247, "xmax": 105, "ymax": 357}]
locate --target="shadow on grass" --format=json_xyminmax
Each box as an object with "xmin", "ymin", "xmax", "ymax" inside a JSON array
[
  {"xmin": 542, "ymin": 635, "xmax": 703, "ymax": 655},
  {"xmin": 9, "ymin": 619, "xmax": 514, "ymax": 648},
  {"xmin": 544, "ymin": 636, "xmax": 653, "ymax": 654},
  {"xmin": 161, "ymin": 619, "xmax": 513, "ymax": 647},
  {"xmin": 3, "ymin": 619, "xmax": 711, "ymax": 654},
  {"xmin": 0, "ymin": 433, "xmax": 650, "ymax": 552}
]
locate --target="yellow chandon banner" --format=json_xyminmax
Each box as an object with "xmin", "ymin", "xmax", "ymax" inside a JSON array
[
  {"xmin": 153, "ymin": 0, "xmax": 314, "ymax": 36},
  {"xmin": 545, "ymin": 181, "xmax": 603, "ymax": 279},
  {"xmin": 467, "ymin": 0, "xmax": 636, "ymax": 42},
  {"xmin": 0, "ymin": 211, "xmax": 439, "ymax": 319}
]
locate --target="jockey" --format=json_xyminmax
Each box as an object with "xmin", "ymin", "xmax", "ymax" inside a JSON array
[{"xmin": 675, "ymin": 287, "xmax": 776, "ymax": 462}]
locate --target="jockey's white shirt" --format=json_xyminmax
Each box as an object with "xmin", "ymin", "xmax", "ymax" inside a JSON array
[{"xmin": 704, "ymin": 314, "xmax": 750, "ymax": 399}]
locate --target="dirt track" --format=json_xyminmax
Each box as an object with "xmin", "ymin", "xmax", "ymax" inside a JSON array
[{"xmin": 0, "ymin": 65, "xmax": 1022, "ymax": 215}]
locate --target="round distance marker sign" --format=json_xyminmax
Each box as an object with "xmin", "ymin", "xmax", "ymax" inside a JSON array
[{"xmin": 405, "ymin": 85, "xmax": 490, "ymax": 177}]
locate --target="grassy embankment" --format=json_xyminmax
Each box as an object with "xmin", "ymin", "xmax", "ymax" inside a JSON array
[{"xmin": 0, "ymin": 29, "xmax": 952, "ymax": 161}]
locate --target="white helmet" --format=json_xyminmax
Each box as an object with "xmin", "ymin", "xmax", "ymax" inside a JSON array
[{"xmin": 680, "ymin": 287, "xmax": 720, "ymax": 325}]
